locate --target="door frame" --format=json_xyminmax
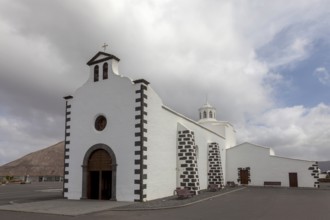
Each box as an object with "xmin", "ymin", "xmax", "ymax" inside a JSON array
[
  {"xmin": 289, "ymin": 172, "xmax": 298, "ymax": 187},
  {"xmin": 81, "ymin": 144, "xmax": 117, "ymax": 200},
  {"xmin": 238, "ymin": 167, "xmax": 250, "ymax": 185},
  {"xmin": 240, "ymin": 169, "xmax": 249, "ymax": 185}
]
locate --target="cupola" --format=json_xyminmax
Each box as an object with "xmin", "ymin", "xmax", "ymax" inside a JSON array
[{"xmin": 198, "ymin": 101, "xmax": 217, "ymax": 122}]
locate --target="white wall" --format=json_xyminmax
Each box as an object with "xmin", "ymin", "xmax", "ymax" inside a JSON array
[
  {"xmin": 224, "ymin": 123, "xmax": 236, "ymax": 148},
  {"xmin": 66, "ymin": 63, "xmax": 137, "ymax": 201},
  {"xmin": 226, "ymin": 143, "xmax": 316, "ymax": 187},
  {"xmin": 198, "ymin": 121, "xmax": 236, "ymax": 149},
  {"xmin": 66, "ymin": 62, "xmax": 228, "ymax": 201},
  {"xmin": 66, "ymin": 53, "xmax": 233, "ymax": 202},
  {"xmin": 145, "ymin": 88, "xmax": 226, "ymax": 200}
]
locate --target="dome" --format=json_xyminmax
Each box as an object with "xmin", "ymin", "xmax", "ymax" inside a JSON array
[
  {"xmin": 198, "ymin": 101, "xmax": 217, "ymax": 122},
  {"xmin": 201, "ymin": 101, "xmax": 213, "ymax": 108}
]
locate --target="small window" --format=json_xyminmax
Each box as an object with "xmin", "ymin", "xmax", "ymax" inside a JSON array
[
  {"xmin": 95, "ymin": 115, "xmax": 107, "ymax": 131},
  {"xmin": 203, "ymin": 111, "xmax": 207, "ymax": 118},
  {"xmin": 103, "ymin": 63, "xmax": 108, "ymax": 80},
  {"xmin": 209, "ymin": 111, "xmax": 213, "ymax": 118},
  {"xmin": 199, "ymin": 112, "xmax": 202, "ymax": 119},
  {"xmin": 94, "ymin": 65, "xmax": 99, "ymax": 82}
]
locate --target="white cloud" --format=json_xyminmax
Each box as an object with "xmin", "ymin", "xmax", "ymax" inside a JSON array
[
  {"xmin": 0, "ymin": 0, "xmax": 330, "ymax": 164},
  {"xmin": 314, "ymin": 67, "xmax": 330, "ymax": 86},
  {"xmin": 0, "ymin": 113, "xmax": 63, "ymax": 165},
  {"xmin": 270, "ymin": 38, "xmax": 311, "ymax": 67},
  {"xmin": 237, "ymin": 103, "xmax": 330, "ymax": 161}
]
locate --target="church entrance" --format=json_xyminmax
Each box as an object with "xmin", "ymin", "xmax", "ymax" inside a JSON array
[
  {"xmin": 289, "ymin": 172, "xmax": 298, "ymax": 187},
  {"xmin": 240, "ymin": 170, "xmax": 249, "ymax": 185},
  {"xmin": 87, "ymin": 149, "xmax": 113, "ymax": 200}
]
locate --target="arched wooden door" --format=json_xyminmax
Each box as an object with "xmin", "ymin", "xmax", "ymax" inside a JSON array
[{"xmin": 87, "ymin": 149, "xmax": 112, "ymax": 200}]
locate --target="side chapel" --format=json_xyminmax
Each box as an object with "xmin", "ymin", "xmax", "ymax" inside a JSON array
[{"xmin": 63, "ymin": 50, "xmax": 319, "ymax": 202}]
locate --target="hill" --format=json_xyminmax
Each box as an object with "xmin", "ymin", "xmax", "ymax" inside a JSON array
[
  {"xmin": 318, "ymin": 161, "xmax": 330, "ymax": 172},
  {"xmin": 0, "ymin": 141, "xmax": 64, "ymax": 177}
]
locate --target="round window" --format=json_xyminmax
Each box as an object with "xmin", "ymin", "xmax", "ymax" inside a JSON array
[{"xmin": 95, "ymin": 115, "xmax": 107, "ymax": 131}]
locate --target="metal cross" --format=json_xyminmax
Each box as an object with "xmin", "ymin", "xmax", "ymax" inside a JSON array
[{"xmin": 102, "ymin": 43, "xmax": 109, "ymax": 52}]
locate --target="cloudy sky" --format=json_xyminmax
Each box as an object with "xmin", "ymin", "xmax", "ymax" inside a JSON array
[{"xmin": 1, "ymin": 0, "xmax": 330, "ymax": 165}]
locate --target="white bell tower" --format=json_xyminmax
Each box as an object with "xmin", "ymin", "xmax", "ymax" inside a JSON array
[
  {"xmin": 197, "ymin": 101, "xmax": 236, "ymax": 148},
  {"xmin": 198, "ymin": 101, "xmax": 217, "ymax": 122}
]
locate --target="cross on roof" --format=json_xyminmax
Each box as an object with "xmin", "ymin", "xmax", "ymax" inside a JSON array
[{"xmin": 102, "ymin": 43, "xmax": 109, "ymax": 52}]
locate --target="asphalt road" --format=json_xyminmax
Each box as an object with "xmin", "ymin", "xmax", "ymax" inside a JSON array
[
  {"xmin": 1, "ymin": 185, "xmax": 330, "ymax": 220},
  {"xmin": 0, "ymin": 182, "xmax": 63, "ymax": 205}
]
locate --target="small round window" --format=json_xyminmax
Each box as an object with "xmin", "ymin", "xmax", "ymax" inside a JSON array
[{"xmin": 95, "ymin": 115, "xmax": 107, "ymax": 131}]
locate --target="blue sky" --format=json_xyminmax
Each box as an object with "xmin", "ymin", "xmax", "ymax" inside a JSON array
[
  {"xmin": 276, "ymin": 42, "xmax": 330, "ymax": 107},
  {"xmin": 258, "ymin": 26, "xmax": 330, "ymax": 108},
  {"xmin": 0, "ymin": 0, "xmax": 330, "ymax": 165}
]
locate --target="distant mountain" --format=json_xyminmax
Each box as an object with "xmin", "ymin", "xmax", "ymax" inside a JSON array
[
  {"xmin": 318, "ymin": 161, "xmax": 330, "ymax": 172},
  {"xmin": 0, "ymin": 141, "xmax": 64, "ymax": 176}
]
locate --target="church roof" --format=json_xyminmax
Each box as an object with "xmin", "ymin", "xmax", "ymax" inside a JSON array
[
  {"xmin": 86, "ymin": 51, "xmax": 120, "ymax": 66},
  {"xmin": 199, "ymin": 101, "xmax": 216, "ymax": 111}
]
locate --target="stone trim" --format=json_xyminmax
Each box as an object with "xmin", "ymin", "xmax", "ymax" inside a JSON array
[
  {"xmin": 177, "ymin": 130, "xmax": 200, "ymax": 195},
  {"xmin": 309, "ymin": 162, "xmax": 320, "ymax": 188},
  {"xmin": 207, "ymin": 142, "xmax": 224, "ymax": 188},
  {"xmin": 86, "ymin": 51, "xmax": 120, "ymax": 66},
  {"xmin": 133, "ymin": 79, "xmax": 150, "ymax": 85},
  {"xmin": 133, "ymin": 79, "xmax": 149, "ymax": 202},
  {"xmin": 63, "ymin": 96, "xmax": 73, "ymax": 100},
  {"xmin": 81, "ymin": 144, "xmax": 117, "ymax": 201},
  {"xmin": 63, "ymin": 95, "xmax": 73, "ymax": 197}
]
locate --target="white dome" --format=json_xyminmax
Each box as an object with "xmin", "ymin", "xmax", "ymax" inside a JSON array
[{"xmin": 198, "ymin": 101, "xmax": 217, "ymax": 121}]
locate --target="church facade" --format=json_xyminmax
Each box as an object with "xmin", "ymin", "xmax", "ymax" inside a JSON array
[{"xmin": 63, "ymin": 51, "xmax": 319, "ymax": 202}]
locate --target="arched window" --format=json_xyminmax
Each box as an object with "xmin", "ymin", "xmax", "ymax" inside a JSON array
[
  {"xmin": 94, "ymin": 65, "xmax": 99, "ymax": 82},
  {"xmin": 209, "ymin": 111, "xmax": 213, "ymax": 118},
  {"xmin": 199, "ymin": 112, "xmax": 202, "ymax": 119},
  {"xmin": 103, "ymin": 63, "xmax": 108, "ymax": 80},
  {"xmin": 203, "ymin": 111, "xmax": 207, "ymax": 118}
]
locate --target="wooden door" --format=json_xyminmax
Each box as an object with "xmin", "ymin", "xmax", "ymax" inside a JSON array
[
  {"xmin": 289, "ymin": 173, "xmax": 298, "ymax": 187},
  {"xmin": 101, "ymin": 171, "xmax": 112, "ymax": 200},
  {"xmin": 89, "ymin": 171, "xmax": 100, "ymax": 199},
  {"xmin": 87, "ymin": 149, "xmax": 112, "ymax": 200},
  {"xmin": 240, "ymin": 170, "xmax": 249, "ymax": 185}
]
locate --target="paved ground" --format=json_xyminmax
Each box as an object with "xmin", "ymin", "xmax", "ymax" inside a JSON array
[
  {"xmin": 1, "ymin": 183, "xmax": 330, "ymax": 219},
  {"xmin": 0, "ymin": 182, "xmax": 63, "ymax": 205},
  {"xmin": 0, "ymin": 186, "xmax": 243, "ymax": 215},
  {"xmin": 112, "ymin": 187, "xmax": 245, "ymax": 210},
  {"xmin": 0, "ymin": 199, "xmax": 133, "ymax": 216},
  {"xmin": 319, "ymin": 181, "xmax": 330, "ymax": 189}
]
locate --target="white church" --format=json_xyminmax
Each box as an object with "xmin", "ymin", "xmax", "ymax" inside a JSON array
[{"xmin": 63, "ymin": 50, "xmax": 319, "ymax": 202}]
